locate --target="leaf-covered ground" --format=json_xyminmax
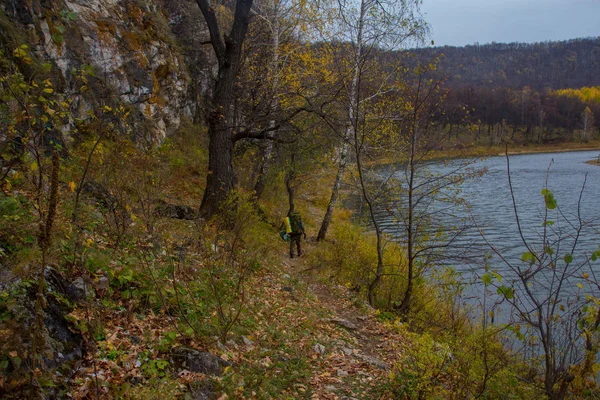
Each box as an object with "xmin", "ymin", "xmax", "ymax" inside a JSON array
[{"xmin": 66, "ymin": 240, "xmax": 409, "ymax": 399}]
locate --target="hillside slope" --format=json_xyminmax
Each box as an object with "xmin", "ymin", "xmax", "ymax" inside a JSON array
[{"xmin": 403, "ymin": 37, "xmax": 600, "ymax": 89}]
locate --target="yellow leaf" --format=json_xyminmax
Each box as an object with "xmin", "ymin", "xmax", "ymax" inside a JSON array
[
  {"xmin": 576, "ymin": 283, "xmax": 584, "ymax": 289},
  {"xmin": 43, "ymin": 88, "xmax": 54, "ymax": 94},
  {"xmin": 30, "ymin": 162, "xmax": 38, "ymax": 171},
  {"xmin": 68, "ymin": 181, "xmax": 76, "ymax": 192},
  {"xmin": 583, "ymin": 272, "xmax": 589, "ymax": 279}
]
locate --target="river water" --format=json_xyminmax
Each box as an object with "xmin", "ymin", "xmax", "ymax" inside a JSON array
[
  {"xmin": 443, "ymin": 150, "xmax": 599, "ymax": 273},
  {"xmin": 374, "ymin": 149, "xmax": 600, "ymax": 299},
  {"xmin": 371, "ymin": 149, "xmax": 600, "ymax": 365}
]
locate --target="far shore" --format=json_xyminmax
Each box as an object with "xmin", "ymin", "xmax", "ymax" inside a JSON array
[
  {"xmin": 435, "ymin": 141, "xmax": 600, "ymax": 160},
  {"xmin": 369, "ymin": 141, "xmax": 600, "ymax": 167},
  {"xmin": 499, "ymin": 143, "xmax": 600, "ymax": 167},
  {"xmin": 500, "ymin": 145, "xmax": 600, "ymax": 157}
]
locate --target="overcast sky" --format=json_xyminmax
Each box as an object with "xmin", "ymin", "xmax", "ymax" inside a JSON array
[{"xmin": 420, "ymin": 0, "xmax": 600, "ymax": 47}]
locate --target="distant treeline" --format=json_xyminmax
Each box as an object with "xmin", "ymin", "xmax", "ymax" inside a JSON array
[
  {"xmin": 391, "ymin": 38, "xmax": 600, "ymax": 142},
  {"xmin": 405, "ymin": 37, "xmax": 600, "ymax": 90},
  {"xmin": 442, "ymin": 85, "xmax": 599, "ymax": 143}
]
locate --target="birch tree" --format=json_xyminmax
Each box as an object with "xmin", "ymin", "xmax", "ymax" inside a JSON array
[
  {"xmin": 581, "ymin": 106, "xmax": 595, "ymax": 143},
  {"xmin": 316, "ymin": 0, "xmax": 426, "ymax": 241}
]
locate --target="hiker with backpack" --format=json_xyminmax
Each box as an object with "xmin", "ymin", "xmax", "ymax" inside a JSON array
[{"xmin": 280, "ymin": 212, "xmax": 306, "ymax": 258}]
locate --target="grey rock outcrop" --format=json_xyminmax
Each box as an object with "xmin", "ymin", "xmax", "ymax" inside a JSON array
[{"xmin": 1, "ymin": 0, "xmax": 216, "ymax": 142}]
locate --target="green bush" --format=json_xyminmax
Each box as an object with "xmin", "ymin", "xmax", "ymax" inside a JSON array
[{"xmin": 307, "ymin": 218, "xmax": 411, "ymax": 309}]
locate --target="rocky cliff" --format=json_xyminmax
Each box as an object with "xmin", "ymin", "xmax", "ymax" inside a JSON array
[{"xmin": 1, "ymin": 0, "xmax": 214, "ymax": 141}]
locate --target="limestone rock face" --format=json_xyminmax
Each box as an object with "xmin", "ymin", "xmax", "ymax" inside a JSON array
[{"xmin": 1, "ymin": 0, "xmax": 214, "ymax": 142}]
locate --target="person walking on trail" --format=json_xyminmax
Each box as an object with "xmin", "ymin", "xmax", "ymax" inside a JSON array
[{"xmin": 281, "ymin": 212, "xmax": 306, "ymax": 258}]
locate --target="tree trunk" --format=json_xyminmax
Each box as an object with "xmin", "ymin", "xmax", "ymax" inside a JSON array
[
  {"xmin": 199, "ymin": 72, "xmax": 238, "ymax": 216},
  {"xmin": 537, "ymin": 110, "xmax": 545, "ymax": 144},
  {"xmin": 285, "ymin": 168, "xmax": 295, "ymax": 215},
  {"xmin": 195, "ymin": 0, "xmax": 253, "ymax": 217},
  {"xmin": 252, "ymin": 141, "xmax": 273, "ymax": 201},
  {"xmin": 397, "ymin": 107, "xmax": 418, "ymax": 317},
  {"xmin": 355, "ymin": 118, "xmax": 384, "ymax": 306},
  {"xmin": 317, "ymin": 139, "xmax": 349, "ymax": 241},
  {"xmin": 200, "ymin": 110, "xmax": 236, "ymax": 216},
  {"xmin": 347, "ymin": 0, "xmax": 385, "ymax": 306}
]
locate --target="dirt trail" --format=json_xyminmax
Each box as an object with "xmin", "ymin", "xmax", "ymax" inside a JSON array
[{"xmin": 282, "ymin": 242, "xmax": 406, "ymax": 399}]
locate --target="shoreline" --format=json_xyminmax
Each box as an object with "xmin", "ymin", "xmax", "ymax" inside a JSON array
[
  {"xmin": 369, "ymin": 142, "xmax": 600, "ymax": 168},
  {"xmin": 499, "ymin": 146, "xmax": 600, "ymax": 157},
  {"xmin": 419, "ymin": 142, "xmax": 600, "ymax": 161}
]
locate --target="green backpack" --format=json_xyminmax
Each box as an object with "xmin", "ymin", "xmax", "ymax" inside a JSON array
[{"xmin": 289, "ymin": 213, "xmax": 302, "ymax": 234}]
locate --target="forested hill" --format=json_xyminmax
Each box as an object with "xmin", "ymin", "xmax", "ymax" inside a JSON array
[{"xmin": 404, "ymin": 37, "xmax": 600, "ymax": 90}]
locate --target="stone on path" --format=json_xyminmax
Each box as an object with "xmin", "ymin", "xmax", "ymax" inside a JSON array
[
  {"xmin": 242, "ymin": 336, "xmax": 255, "ymax": 347},
  {"xmin": 340, "ymin": 347, "xmax": 353, "ymax": 356},
  {"xmin": 337, "ymin": 369, "xmax": 349, "ymax": 377},
  {"xmin": 356, "ymin": 354, "xmax": 388, "ymax": 370},
  {"xmin": 312, "ymin": 343, "xmax": 326, "ymax": 356},
  {"xmin": 328, "ymin": 317, "xmax": 358, "ymax": 330}
]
